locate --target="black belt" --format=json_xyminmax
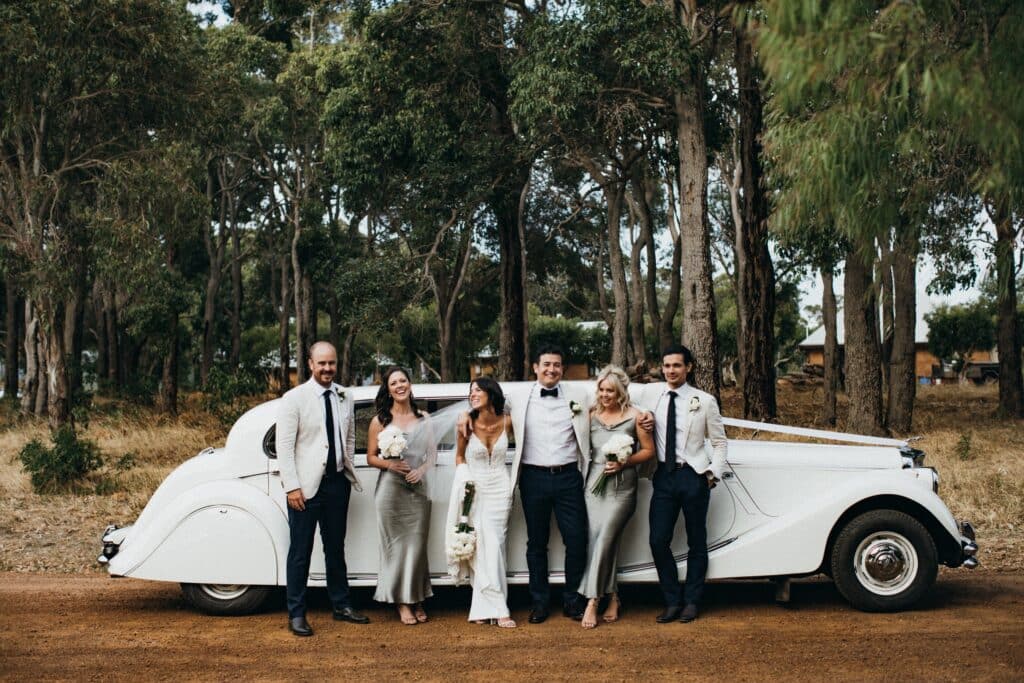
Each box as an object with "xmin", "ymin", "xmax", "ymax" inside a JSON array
[
  {"xmin": 659, "ymin": 461, "xmax": 691, "ymax": 471},
  {"xmin": 522, "ymin": 463, "xmax": 575, "ymax": 474}
]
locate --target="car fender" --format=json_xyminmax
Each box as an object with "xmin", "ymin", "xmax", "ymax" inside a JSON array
[
  {"xmin": 109, "ymin": 480, "xmax": 288, "ymax": 585},
  {"xmin": 708, "ymin": 470, "xmax": 960, "ymax": 579}
]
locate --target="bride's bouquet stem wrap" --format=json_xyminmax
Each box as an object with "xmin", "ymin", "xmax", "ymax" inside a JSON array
[{"xmin": 447, "ymin": 481, "xmax": 477, "ymax": 569}]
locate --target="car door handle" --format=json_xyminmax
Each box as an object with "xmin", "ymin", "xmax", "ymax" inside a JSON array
[{"xmin": 722, "ymin": 472, "xmax": 734, "ymax": 480}]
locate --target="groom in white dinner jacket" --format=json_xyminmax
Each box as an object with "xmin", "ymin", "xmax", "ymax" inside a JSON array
[
  {"xmin": 509, "ymin": 344, "xmax": 593, "ymax": 623},
  {"xmin": 276, "ymin": 341, "xmax": 369, "ymax": 636}
]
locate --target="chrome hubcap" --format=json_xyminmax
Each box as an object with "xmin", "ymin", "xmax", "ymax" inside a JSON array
[
  {"xmin": 854, "ymin": 532, "xmax": 918, "ymax": 595},
  {"xmin": 199, "ymin": 584, "xmax": 249, "ymax": 600}
]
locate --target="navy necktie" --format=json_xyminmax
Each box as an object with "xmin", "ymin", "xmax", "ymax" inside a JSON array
[
  {"xmin": 665, "ymin": 390, "xmax": 678, "ymax": 464},
  {"xmin": 323, "ymin": 390, "xmax": 338, "ymax": 478},
  {"xmin": 540, "ymin": 387, "xmax": 558, "ymax": 398}
]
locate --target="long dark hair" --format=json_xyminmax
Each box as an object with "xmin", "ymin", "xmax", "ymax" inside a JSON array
[
  {"xmin": 375, "ymin": 367, "xmax": 422, "ymax": 427},
  {"xmin": 468, "ymin": 376, "xmax": 505, "ymax": 421}
]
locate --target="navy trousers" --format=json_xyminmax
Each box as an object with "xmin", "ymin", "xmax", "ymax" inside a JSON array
[
  {"xmin": 648, "ymin": 462, "xmax": 711, "ymax": 607},
  {"xmin": 286, "ymin": 475, "xmax": 352, "ymax": 618},
  {"xmin": 518, "ymin": 466, "xmax": 588, "ymax": 609}
]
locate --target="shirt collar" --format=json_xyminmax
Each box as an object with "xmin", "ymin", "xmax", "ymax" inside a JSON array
[
  {"xmin": 661, "ymin": 382, "xmax": 690, "ymax": 397},
  {"xmin": 307, "ymin": 377, "xmax": 336, "ymax": 396},
  {"xmin": 534, "ymin": 382, "xmax": 562, "ymax": 396}
]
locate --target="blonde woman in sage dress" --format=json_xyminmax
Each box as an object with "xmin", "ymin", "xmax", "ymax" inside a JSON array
[
  {"xmin": 367, "ymin": 367, "xmax": 436, "ymax": 626},
  {"xmin": 579, "ymin": 365, "xmax": 655, "ymax": 629}
]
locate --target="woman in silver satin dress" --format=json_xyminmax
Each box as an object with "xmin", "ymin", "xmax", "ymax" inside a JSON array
[
  {"xmin": 367, "ymin": 367, "xmax": 436, "ymax": 625},
  {"xmin": 579, "ymin": 365, "xmax": 655, "ymax": 629}
]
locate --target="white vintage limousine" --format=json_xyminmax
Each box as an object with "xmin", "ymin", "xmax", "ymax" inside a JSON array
[{"xmin": 99, "ymin": 381, "xmax": 978, "ymax": 614}]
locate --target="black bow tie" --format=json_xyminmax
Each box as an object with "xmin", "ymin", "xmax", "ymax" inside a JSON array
[{"xmin": 540, "ymin": 387, "xmax": 558, "ymax": 398}]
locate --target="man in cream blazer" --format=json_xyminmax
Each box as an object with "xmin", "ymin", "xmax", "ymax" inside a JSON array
[
  {"xmin": 635, "ymin": 343, "xmax": 727, "ymax": 624},
  {"xmin": 509, "ymin": 344, "xmax": 593, "ymax": 624},
  {"xmin": 276, "ymin": 341, "xmax": 368, "ymax": 636}
]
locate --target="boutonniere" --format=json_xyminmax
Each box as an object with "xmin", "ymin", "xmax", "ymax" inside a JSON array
[
  {"xmin": 688, "ymin": 396, "xmax": 700, "ymax": 412},
  {"xmin": 569, "ymin": 400, "xmax": 582, "ymax": 415},
  {"xmin": 334, "ymin": 387, "xmax": 345, "ymax": 400}
]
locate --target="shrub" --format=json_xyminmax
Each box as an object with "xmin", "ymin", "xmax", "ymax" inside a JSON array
[
  {"xmin": 19, "ymin": 427, "xmax": 104, "ymax": 493},
  {"xmin": 955, "ymin": 432, "xmax": 974, "ymax": 461},
  {"xmin": 203, "ymin": 365, "xmax": 269, "ymax": 424}
]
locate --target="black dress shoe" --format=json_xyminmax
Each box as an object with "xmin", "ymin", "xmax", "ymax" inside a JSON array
[
  {"xmin": 528, "ymin": 605, "xmax": 549, "ymax": 624},
  {"xmin": 679, "ymin": 604, "xmax": 699, "ymax": 623},
  {"xmin": 656, "ymin": 605, "xmax": 683, "ymax": 623},
  {"xmin": 562, "ymin": 603, "xmax": 584, "ymax": 621},
  {"xmin": 333, "ymin": 606, "xmax": 370, "ymax": 624},
  {"xmin": 289, "ymin": 616, "xmax": 313, "ymax": 636}
]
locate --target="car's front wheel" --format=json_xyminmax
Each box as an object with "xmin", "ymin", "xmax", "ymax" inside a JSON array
[
  {"xmin": 830, "ymin": 509, "xmax": 938, "ymax": 612},
  {"xmin": 180, "ymin": 583, "xmax": 275, "ymax": 615}
]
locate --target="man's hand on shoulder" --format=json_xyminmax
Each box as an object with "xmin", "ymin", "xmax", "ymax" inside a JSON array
[
  {"xmin": 286, "ymin": 489, "xmax": 306, "ymax": 511},
  {"xmin": 456, "ymin": 411, "xmax": 473, "ymax": 439},
  {"xmin": 637, "ymin": 411, "xmax": 655, "ymax": 433}
]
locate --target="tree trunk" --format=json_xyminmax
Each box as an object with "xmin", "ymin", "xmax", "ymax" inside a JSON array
[
  {"xmin": 992, "ymin": 201, "xmax": 1024, "ymax": 416},
  {"xmin": 735, "ymin": 25, "xmax": 776, "ymax": 420},
  {"xmin": 297, "ymin": 270, "xmax": 313, "ymax": 382},
  {"xmin": 878, "ymin": 239, "xmax": 895, "ymax": 400},
  {"xmin": 104, "ymin": 288, "xmax": 120, "ymax": 390},
  {"xmin": 276, "ymin": 253, "xmax": 292, "ymax": 394},
  {"xmin": 820, "ymin": 269, "xmax": 840, "ymax": 427},
  {"xmin": 887, "ymin": 228, "xmax": 917, "ymax": 433},
  {"xmin": 39, "ymin": 296, "xmax": 70, "ymax": 430},
  {"xmin": 340, "ymin": 326, "xmax": 357, "ymax": 386},
  {"xmin": 22, "ymin": 299, "xmax": 38, "ymax": 414},
  {"xmin": 229, "ymin": 220, "xmax": 243, "ymax": 368},
  {"xmin": 64, "ymin": 273, "xmax": 85, "ymax": 401},
  {"xmin": 627, "ymin": 199, "xmax": 647, "ymax": 368},
  {"xmin": 3, "ymin": 275, "xmax": 17, "ymax": 401},
  {"xmin": 843, "ymin": 248, "xmax": 886, "ymax": 435},
  {"xmin": 604, "ymin": 182, "xmax": 629, "ymax": 368},
  {"xmin": 92, "ymin": 281, "xmax": 108, "ymax": 387},
  {"xmin": 675, "ymin": 81, "xmax": 721, "ymax": 397},
  {"xmin": 160, "ymin": 311, "xmax": 179, "ymax": 415},
  {"xmin": 494, "ymin": 173, "xmax": 530, "ymax": 381}
]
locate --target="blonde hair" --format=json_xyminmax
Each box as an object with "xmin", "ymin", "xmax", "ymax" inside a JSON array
[{"xmin": 592, "ymin": 365, "xmax": 631, "ymax": 414}]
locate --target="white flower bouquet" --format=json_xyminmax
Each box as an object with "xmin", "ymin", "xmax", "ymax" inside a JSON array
[
  {"xmin": 448, "ymin": 481, "xmax": 477, "ymax": 563},
  {"xmin": 377, "ymin": 425, "xmax": 407, "ymax": 460},
  {"xmin": 590, "ymin": 433, "xmax": 634, "ymax": 495}
]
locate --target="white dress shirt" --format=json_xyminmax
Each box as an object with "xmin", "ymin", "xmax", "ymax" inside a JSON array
[
  {"xmin": 653, "ymin": 383, "xmax": 692, "ymax": 464},
  {"xmin": 520, "ymin": 383, "xmax": 578, "ymax": 467}
]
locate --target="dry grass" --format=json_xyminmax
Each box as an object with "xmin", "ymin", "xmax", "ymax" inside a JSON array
[{"xmin": 0, "ymin": 385, "xmax": 1020, "ymax": 573}]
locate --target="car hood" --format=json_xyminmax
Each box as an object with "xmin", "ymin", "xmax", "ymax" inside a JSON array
[{"xmin": 726, "ymin": 439, "xmax": 904, "ymax": 470}]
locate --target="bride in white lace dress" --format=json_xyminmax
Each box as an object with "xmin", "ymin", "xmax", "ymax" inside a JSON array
[{"xmin": 446, "ymin": 377, "xmax": 516, "ymax": 628}]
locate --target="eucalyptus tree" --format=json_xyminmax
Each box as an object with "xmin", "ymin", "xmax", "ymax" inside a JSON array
[
  {"xmin": 0, "ymin": 0, "xmax": 201, "ymax": 429},
  {"xmin": 322, "ymin": 2, "xmax": 512, "ymax": 380},
  {"xmin": 196, "ymin": 25, "xmax": 282, "ymax": 384},
  {"xmin": 760, "ymin": 1, "xmax": 1024, "ymax": 422},
  {"xmin": 512, "ymin": 0, "xmax": 690, "ymax": 368}
]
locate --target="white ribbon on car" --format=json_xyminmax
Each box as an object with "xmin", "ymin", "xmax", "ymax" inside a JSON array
[{"xmin": 722, "ymin": 417, "xmax": 909, "ymax": 448}]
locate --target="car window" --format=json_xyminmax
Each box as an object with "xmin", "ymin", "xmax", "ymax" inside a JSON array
[{"xmin": 354, "ymin": 398, "xmax": 465, "ymax": 455}]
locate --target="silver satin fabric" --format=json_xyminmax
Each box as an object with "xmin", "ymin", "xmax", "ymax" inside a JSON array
[
  {"xmin": 580, "ymin": 414, "xmax": 638, "ymax": 599},
  {"xmin": 373, "ymin": 419, "xmax": 435, "ymax": 604}
]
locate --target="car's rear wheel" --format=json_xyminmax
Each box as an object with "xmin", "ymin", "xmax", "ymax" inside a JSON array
[
  {"xmin": 180, "ymin": 583, "xmax": 274, "ymax": 615},
  {"xmin": 830, "ymin": 509, "xmax": 937, "ymax": 612}
]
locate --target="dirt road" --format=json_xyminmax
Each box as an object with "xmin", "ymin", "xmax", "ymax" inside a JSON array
[{"xmin": 1, "ymin": 571, "xmax": 1021, "ymax": 681}]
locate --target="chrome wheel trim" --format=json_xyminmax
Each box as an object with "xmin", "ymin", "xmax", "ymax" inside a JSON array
[
  {"xmin": 854, "ymin": 531, "xmax": 918, "ymax": 596},
  {"xmin": 199, "ymin": 584, "xmax": 250, "ymax": 600}
]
